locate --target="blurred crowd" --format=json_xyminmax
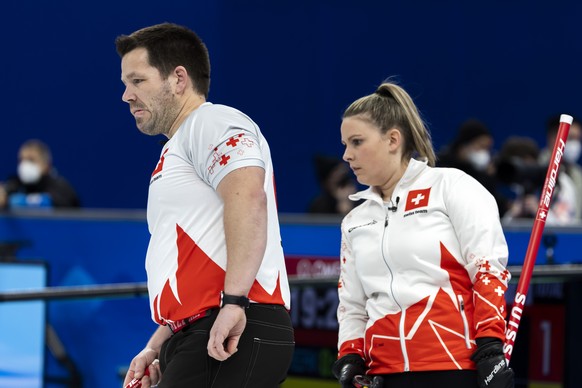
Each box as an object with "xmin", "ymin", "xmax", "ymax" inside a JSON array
[
  {"xmin": 309, "ymin": 115, "xmax": 582, "ymax": 226},
  {"xmin": 437, "ymin": 115, "xmax": 581, "ymax": 226},
  {"xmin": 3, "ymin": 115, "xmax": 581, "ymax": 223}
]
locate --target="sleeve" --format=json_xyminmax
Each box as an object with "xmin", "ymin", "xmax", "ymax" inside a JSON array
[
  {"xmin": 337, "ymin": 222, "xmax": 368, "ymax": 359},
  {"xmin": 191, "ymin": 109, "xmax": 266, "ymax": 190},
  {"xmin": 445, "ymin": 173, "xmax": 511, "ymax": 342}
]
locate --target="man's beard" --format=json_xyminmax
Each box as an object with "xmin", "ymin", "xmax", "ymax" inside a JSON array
[{"xmin": 138, "ymin": 82, "xmax": 180, "ymax": 136}]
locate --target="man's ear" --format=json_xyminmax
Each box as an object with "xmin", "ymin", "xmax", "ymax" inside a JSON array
[{"xmin": 173, "ymin": 66, "xmax": 189, "ymax": 94}]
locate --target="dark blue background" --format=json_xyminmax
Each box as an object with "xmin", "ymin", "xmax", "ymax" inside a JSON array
[{"xmin": 1, "ymin": 1, "xmax": 580, "ymax": 212}]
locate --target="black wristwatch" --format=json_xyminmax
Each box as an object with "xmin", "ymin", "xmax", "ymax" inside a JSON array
[{"xmin": 220, "ymin": 291, "xmax": 250, "ymax": 308}]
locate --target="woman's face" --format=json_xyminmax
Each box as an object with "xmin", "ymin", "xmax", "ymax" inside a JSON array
[{"xmin": 341, "ymin": 116, "xmax": 400, "ymax": 187}]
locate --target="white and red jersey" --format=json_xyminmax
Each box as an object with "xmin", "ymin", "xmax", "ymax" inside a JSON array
[
  {"xmin": 145, "ymin": 102, "xmax": 290, "ymax": 326},
  {"xmin": 338, "ymin": 158, "xmax": 510, "ymax": 374}
]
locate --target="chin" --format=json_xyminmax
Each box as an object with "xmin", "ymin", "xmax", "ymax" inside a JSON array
[
  {"xmin": 138, "ymin": 125, "xmax": 162, "ymax": 136},
  {"xmin": 355, "ymin": 177, "xmax": 368, "ymax": 186}
]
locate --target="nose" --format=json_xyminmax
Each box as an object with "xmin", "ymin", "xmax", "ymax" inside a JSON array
[
  {"xmin": 342, "ymin": 147, "xmax": 352, "ymax": 162},
  {"xmin": 122, "ymin": 85, "xmax": 135, "ymax": 103}
]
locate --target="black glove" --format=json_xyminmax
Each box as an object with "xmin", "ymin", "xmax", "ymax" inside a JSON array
[
  {"xmin": 353, "ymin": 374, "xmax": 384, "ymax": 388},
  {"xmin": 332, "ymin": 354, "xmax": 365, "ymax": 388},
  {"xmin": 471, "ymin": 338, "xmax": 514, "ymax": 388}
]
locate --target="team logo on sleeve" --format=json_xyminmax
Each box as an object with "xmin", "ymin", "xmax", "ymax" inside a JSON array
[
  {"xmin": 404, "ymin": 188, "xmax": 431, "ymax": 211},
  {"xmin": 208, "ymin": 133, "xmax": 258, "ymax": 176}
]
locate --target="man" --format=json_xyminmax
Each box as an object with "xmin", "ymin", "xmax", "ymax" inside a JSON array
[
  {"xmin": 117, "ymin": 23, "xmax": 294, "ymax": 388},
  {"xmin": 0, "ymin": 139, "xmax": 80, "ymax": 209}
]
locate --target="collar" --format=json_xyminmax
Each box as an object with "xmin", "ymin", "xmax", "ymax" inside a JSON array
[{"xmin": 349, "ymin": 158, "xmax": 429, "ymax": 204}]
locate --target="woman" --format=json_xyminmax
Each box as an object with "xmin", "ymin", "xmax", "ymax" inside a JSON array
[{"xmin": 332, "ymin": 81, "xmax": 514, "ymax": 388}]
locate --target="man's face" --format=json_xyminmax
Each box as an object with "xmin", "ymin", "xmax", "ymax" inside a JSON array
[
  {"xmin": 120, "ymin": 48, "xmax": 180, "ymax": 136},
  {"xmin": 19, "ymin": 147, "xmax": 49, "ymax": 175}
]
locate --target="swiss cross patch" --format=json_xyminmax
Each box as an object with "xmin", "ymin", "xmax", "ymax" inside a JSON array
[{"xmin": 404, "ymin": 188, "xmax": 431, "ymax": 211}]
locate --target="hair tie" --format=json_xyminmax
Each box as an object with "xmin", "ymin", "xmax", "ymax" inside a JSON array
[{"xmin": 375, "ymin": 87, "xmax": 393, "ymax": 99}]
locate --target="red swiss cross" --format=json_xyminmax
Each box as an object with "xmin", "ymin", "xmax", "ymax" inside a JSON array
[
  {"xmin": 404, "ymin": 188, "xmax": 431, "ymax": 211},
  {"xmin": 219, "ymin": 155, "xmax": 230, "ymax": 166},
  {"xmin": 226, "ymin": 134, "xmax": 243, "ymax": 147},
  {"xmin": 480, "ymin": 260, "xmax": 491, "ymax": 272},
  {"xmin": 500, "ymin": 269, "xmax": 509, "ymax": 281}
]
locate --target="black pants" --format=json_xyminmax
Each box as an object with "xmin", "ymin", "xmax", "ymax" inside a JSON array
[
  {"xmin": 158, "ymin": 304, "xmax": 295, "ymax": 388},
  {"xmin": 374, "ymin": 370, "xmax": 478, "ymax": 388}
]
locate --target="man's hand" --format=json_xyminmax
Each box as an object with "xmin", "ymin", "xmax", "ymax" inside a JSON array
[
  {"xmin": 207, "ymin": 305, "xmax": 247, "ymax": 361},
  {"xmin": 471, "ymin": 338, "xmax": 514, "ymax": 388},
  {"xmin": 332, "ymin": 354, "xmax": 366, "ymax": 388},
  {"xmin": 122, "ymin": 348, "xmax": 161, "ymax": 388}
]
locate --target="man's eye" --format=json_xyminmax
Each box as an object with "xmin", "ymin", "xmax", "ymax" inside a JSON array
[{"xmin": 132, "ymin": 79, "xmax": 144, "ymax": 85}]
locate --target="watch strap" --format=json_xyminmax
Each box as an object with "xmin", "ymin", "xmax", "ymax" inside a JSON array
[{"xmin": 220, "ymin": 291, "xmax": 250, "ymax": 308}]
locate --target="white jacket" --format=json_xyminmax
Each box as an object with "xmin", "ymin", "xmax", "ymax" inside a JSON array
[{"xmin": 337, "ymin": 159, "xmax": 510, "ymax": 374}]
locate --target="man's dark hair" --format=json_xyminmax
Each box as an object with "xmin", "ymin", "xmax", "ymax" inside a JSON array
[{"xmin": 115, "ymin": 22, "xmax": 211, "ymax": 98}]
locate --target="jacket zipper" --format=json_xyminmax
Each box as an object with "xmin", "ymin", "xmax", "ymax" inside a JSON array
[
  {"xmin": 457, "ymin": 295, "xmax": 471, "ymax": 349},
  {"xmin": 381, "ymin": 209, "xmax": 410, "ymax": 371}
]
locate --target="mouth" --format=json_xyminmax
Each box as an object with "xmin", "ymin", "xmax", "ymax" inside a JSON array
[{"xmin": 131, "ymin": 105, "xmax": 147, "ymax": 115}]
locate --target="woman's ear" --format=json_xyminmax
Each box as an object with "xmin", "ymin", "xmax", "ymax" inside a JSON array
[{"xmin": 386, "ymin": 128, "xmax": 402, "ymax": 149}]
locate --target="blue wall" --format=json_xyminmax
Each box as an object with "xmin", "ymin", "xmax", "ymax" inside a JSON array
[{"xmin": 1, "ymin": 1, "xmax": 581, "ymax": 212}]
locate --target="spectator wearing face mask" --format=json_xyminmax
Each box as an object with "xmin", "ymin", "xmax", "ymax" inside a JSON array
[
  {"xmin": 0, "ymin": 139, "xmax": 80, "ymax": 209},
  {"xmin": 498, "ymin": 135, "xmax": 578, "ymax": 225},
  {"xmin": 540, "ymin": 115, "xmax": 582, "ymax": 221},
  {"xmin": 437, "ymin": 119, "xmax": 508, "ymax": 216}
]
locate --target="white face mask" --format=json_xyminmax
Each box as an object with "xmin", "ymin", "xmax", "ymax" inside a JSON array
[
  {"xmin": 18, "ymin": 160, "xmax": 42, "ymax": 184},
  {"xmin": 564, "ymin": 140, "xmax": 581, "ymax": 163},
  {"xmin": 467, "ymin": 149, "xmax": 491, "ymax": 171}
]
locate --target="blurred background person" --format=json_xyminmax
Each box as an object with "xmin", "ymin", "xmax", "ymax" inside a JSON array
[
  {"xmin": 437, "ymin": 119, "xmax": 508, "ymax": 216},
  {"xmin": 308, "ymin": 154, "xmax": 359, "ymax": 216},
  {"xmin": 496, "ymin": 136, "xmax": 577, "ymax": 225},
  {"xmin": 0, "ymin": 139, "xmax": 80, "ymax": 209},
  {"xmin": 539, "ymin": 114, "xmax": 582, "ymax": 221}
]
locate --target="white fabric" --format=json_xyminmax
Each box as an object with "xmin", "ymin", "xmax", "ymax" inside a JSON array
[
  {"xmin": 338, "ymin": 158, "xmax": 510, "ymax": 372},
  {"xmin": 145, "ymin": 103, "xmax": 290, "ymax": 324}
]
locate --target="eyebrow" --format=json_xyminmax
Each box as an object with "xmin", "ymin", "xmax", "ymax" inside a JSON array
[
  {"xmin": 121, "ymin": 71, "xmax": 144, "ymax": 83},
  {"xmin": 345, "ymin": 134, "xmax": 362, "ymax": 141}
]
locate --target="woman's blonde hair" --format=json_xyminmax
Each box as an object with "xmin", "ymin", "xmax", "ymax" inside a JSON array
[{"xmin": 343, "ymin": 81, "xmax": 436, "ymax": 167}]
